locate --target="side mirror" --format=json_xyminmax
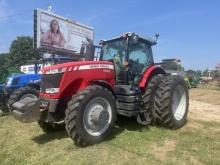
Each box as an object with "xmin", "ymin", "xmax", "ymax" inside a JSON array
[{"xmin": 155, "ymin": 33, "xmax": 160, "ymax": 42}]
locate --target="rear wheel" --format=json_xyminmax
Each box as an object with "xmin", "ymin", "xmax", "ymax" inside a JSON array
[
  {"xmin": 154, "ymin": 75, "xmax": 189, "ymax": 129},
  {"xmin": 142, "ymin": 74, "xmax": 164, "ymax": 124},
  {"xmin": 65, "ymin": 85, "xmax": 116, "ymax": 146},
  {"xmin": 8, "ymin": 86, "xmax": 38, "ymax": 110}
]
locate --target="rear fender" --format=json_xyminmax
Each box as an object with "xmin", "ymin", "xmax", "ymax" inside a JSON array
[{"xmin": 139, "ymin": 66, "xmax": 166, "ymax": 89}]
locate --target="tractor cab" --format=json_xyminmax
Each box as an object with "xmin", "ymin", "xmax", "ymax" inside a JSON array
[{"xmin": 100, "ymin": 33, "xmax": 155, "ymax": 85}]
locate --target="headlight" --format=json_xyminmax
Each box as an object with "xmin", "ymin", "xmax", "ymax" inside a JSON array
[
  {"xmin": 45, "ymin": 67, "xmax": 66, "ymax": 74},
  {"xmin": 45, "ymin": 88, "xmax": 60, "ymax": 94}
]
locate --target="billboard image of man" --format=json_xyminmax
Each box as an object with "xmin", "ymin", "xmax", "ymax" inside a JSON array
[{"xmin": 41, "ymin": 19, "xmax": 66, "ymax": 47}]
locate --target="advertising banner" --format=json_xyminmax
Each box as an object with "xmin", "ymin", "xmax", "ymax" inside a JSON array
[
  {"xmin": 34, "ymin": 9, "xmax": 94, "ymax": 54},
  {"xmin": 20, "ymin": 64, "xmax": 43, "ymax": 74}
]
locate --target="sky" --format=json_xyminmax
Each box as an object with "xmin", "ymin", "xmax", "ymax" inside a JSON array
[{"xmin": 0, "ymin": 0, "xmax": 219, "ymax": 70}]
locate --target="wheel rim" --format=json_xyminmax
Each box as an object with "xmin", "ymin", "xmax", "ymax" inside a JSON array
[
  {"xmin": 172, "ymin": 85, "xmax": 187, "ymax": 121},
  {"xmin": 83, "ymin": 97, "xmax": 112, "ymax": 136},
  {"xmin": 20, "ymin": 94, "xmax": 38, "ymax": 101}
]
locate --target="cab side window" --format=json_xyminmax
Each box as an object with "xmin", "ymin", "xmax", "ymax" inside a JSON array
[
  {"xmin": 129, "ymin": 41, "xmax": 153, "ymax": 75},
  {"xmin": 129, "ymin": 42, "xmax": 153, "ymax": 65}
]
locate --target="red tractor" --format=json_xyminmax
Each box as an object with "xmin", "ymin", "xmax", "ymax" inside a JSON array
[{"xmin": 11, "ymin": 33, "xmax": 189, "ymax": 146}]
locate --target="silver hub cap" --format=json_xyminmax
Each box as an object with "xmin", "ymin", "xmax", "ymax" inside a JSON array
[
  {"xmin": 172, "ymin": 85, "xmax": 187, "ymax": 120},
  {"xmin": 83, "ymin": 97, "xmax": 112, "ymax": 136}
]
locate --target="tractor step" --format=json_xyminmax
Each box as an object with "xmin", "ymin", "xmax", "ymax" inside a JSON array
[
  {"xmin": 11, "ymin": 97, "xmax": 40, "ymax": 123},
  {"xmin": 115, "ymin": 85, "xmax": 142, "ymax": 117},
  {"xmin": 136, "ymin": 113, "xmax": 151, "ymax": 125}
]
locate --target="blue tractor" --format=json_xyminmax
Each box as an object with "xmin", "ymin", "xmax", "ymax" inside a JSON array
[
  {"xmin": 0, "ymin": 73, "xmax": 40, "ymax": 108},
  {"xmin": 0, "ymin": 73, "xmax": 41, "ymax": 112},
  {"xmin": 3, "ymin": 74, "xmax": 41, "ymax": 100}
]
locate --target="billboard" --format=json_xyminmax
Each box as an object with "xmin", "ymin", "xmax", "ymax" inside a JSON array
[{"xmin": 34, "ymin": 9, "xmax": 94, "ymax": 55}]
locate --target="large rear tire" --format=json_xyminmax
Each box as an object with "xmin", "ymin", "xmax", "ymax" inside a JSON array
[
  {"xmin": 142, "ymin": 74, "xmax": 164, "ymax": 124},
  {"xmin": 154, "ymin": 75, "xmax": 189, "ymax": 129},
  {"xmin": 8, "ymin": 86, "xmax": 39, "ymax": 110},
  {"xmin": 65, "ymin": 85, "xmax": 116, "ymax": 146}
]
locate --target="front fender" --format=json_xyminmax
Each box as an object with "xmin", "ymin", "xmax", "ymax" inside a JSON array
[{"xmin": 89, "ymin": 80, "xmax": 115, "ymax": 96}]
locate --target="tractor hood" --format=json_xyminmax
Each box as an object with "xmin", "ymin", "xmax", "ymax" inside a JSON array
[
  {"xmin": 41, "ymin": 61, "xmax": 114, "ymax": 74},
  {"xmin": 40, "ymin": 60, "xmax": 115, "ymax": 99}
]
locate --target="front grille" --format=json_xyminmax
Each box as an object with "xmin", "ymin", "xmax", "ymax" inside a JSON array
[{"xmin": 40, "ymin": 73, "xmax": 63, "ymax": 93}]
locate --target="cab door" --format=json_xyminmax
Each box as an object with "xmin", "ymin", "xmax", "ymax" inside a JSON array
[
  {"xmin": 101, "ymin": 39, "xmax": 128, "ymax": 84},
  {"xmin": 128, "ymin": 40, "xmax": 154, "ymax": 85}
]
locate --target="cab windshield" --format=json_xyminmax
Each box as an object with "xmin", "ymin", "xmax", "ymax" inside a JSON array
[{"xmin": 102, "ymin": 39, "xmax": 127, "ymax": 65}]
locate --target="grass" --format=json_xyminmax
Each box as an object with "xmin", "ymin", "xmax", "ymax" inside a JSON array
[
  {"xmin": 0, "ymin": 115, "xmax": 219, "ymax": 165},
  {"xmin": 0, "ymin": 88, "xmax": 220, "ymax": 165}
]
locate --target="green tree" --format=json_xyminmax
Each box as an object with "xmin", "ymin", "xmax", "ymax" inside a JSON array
[
  {"xmin": 7, "ymin": 36, "xmax": 41, "ymax": 69},
  {"xmin": 0, "ymin": 36, "xmax": 41, "ymax": 84},
  {"xmin": 0, "ymin": 53, "xmax": 9, "ymax": 83},
  {"xmin": 202, "ymin": 68, "xmax": 209, "ymax": 77},
  {"xmin": 196, "ymin": 70, "xmax": 202, "ymax": 77}
]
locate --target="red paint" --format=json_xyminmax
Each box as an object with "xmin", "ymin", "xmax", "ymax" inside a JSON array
[
  {"xmin": 139, "ymin": 65, "xmax": 163, "ymax": 88},
  {"xmin": 40, "ymin": 61, "xmax": 115, "ymax": 99},
  {"xmin": 40, "ymin": 61, "xmax": 165, "ymax": 100}
]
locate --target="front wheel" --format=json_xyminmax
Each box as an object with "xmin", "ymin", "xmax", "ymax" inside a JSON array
[
  {"xmin": 65, "ymin": 85, "xmax": 116, "ymax": 146},
  {"xmin": 154, "ymin": 75, "xmax": 189, "ymax": 129}
]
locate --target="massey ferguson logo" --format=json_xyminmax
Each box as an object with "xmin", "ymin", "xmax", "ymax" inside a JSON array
[
  {"xmin": 78, "ymin": 64, "xmax": 114, "ymax": 70},
  {"xmin": 89, "ymin": 64, "xmax": 111, "ymax": 69}
]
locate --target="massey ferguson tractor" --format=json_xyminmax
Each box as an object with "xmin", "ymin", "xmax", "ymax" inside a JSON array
[{"xmin": 11, "ymin": 33, "xmax": 189, "ymax": 146}]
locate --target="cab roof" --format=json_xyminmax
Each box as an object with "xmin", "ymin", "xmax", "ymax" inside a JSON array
[{"xmin": 101, "ymin": 32, "xmax": 157, "ymax": 46}]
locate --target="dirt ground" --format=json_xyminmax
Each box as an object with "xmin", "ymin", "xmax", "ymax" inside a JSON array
[
  {"xmin": 188, "ymin": 88, "xmax": 220, "ymax": 122},
  {"xmin": 189, "ymin": 86, "xmax": 220, "ymax": 105}
]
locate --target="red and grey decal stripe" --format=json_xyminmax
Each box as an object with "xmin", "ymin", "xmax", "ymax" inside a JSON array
[
  {"xmin": 68, "ymin": 64, "xmax": 114, "ymax": 72},
  {"xmin": 78, "ymin": 64, "xmax": 114, "ymax": 70}
]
